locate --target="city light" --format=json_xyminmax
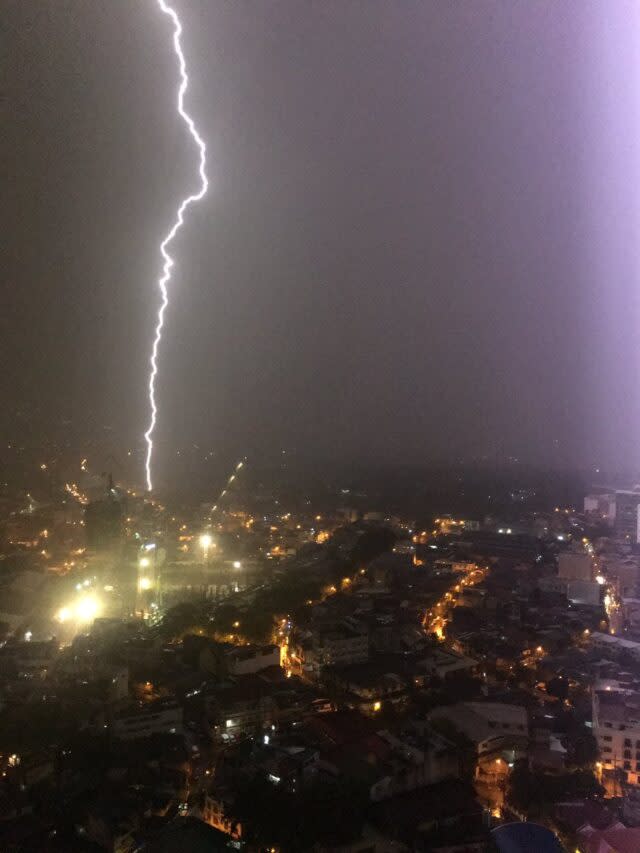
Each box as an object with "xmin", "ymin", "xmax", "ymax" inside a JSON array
[
  {"xmin": 139, "ymin": 556, "xmax": 151, "ymax": 569},
  {"xmin": 75, "ymin": 595, "xmax": 100, "ymax": 622},
  {"xmin": 138, "ymin": 576, "xmax": 152, "ymax": 591},
  {"xmin": 233, "ymin": 560, "xmax": 241, "ymax": 569},
  {"xmin": 56, "ymin": 606, "xmax": 71, "ymax": 623},
  {"xmin": 199, "ymin": 534, "xmax": 213, "ymax": 549},
  {"xmin": 144, "ymin": 0, "xmax": 209, "ymax": 491}
]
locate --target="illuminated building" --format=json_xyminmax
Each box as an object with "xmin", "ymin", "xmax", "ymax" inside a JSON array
[{"xmin": 593, "ymin": 687, "xmax": 640, "ymax": 786}]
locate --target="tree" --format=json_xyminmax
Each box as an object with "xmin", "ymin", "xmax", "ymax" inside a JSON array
[
  {"xmin": 546, "ymin": 676, "xmax": 569, "ymax": 702},
  {"xmin": 350, "ymin": 525, "xmax": 397, "ymax": 567},
  {"xmin": 233, "ymin": 775, "xmax": 367, "ymax": 851},
  {"xmin": 160, "ymin": 602, "xmax": 203, "ymax": 639},
  {"xmin": 428, "ymin": 717, "xmax": 476, "ymax": 783},
  {"xmin": 570, "ymin": 730, "xmax": 598, "ymax": 768},
  {"xmin": 507, "ymin": 761, "xmax": 603, "ymax": 817}
]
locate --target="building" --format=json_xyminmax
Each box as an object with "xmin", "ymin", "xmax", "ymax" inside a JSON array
[
  {"xmin": 111, "ymin": 699, "xmax": 183, "ymax": 740},
  {"xmin": 623, "ymin": 598, "xmax": 640, "ymax": 636},
  {"xmin": 417, "ymin": 649, "xmax": 478, "ymax": 681},
  {"xmin": 608, "ymin": 557, "xmax": 640, "ymax": 598},
  {"xmin": 305, "ymin": 711, "xmax": 460, "ymax": 803},
  {"xmin": 201, "ymin": 791, "xmax": 242, "ymax": 840},
  {"xmin": 590, "ymin": 632, "xmax": 640, "ymax": 664},
  {"xmin": 427, "ymin": 702, "xmax": 528, "ymax": 757},
  {"xmin": 584, "ymin": 492, "xmax": 616, "ymax": 524},
  {"xmin": 593, "ymin": 689, "xmax": 640, "ymax": 785},
  {"xmin": 577, "ymin": 824, "xmax": 640, "ymax": 853},
  {"xmin": 311, "ymin": 620, "xmax": 369, "ymax": 668},
  {"xmin": 226, "ymin": 645, "xmax": 280, "ymax": 676},
  {"xmin": 538, "ymin": 575, "xmax": 569, "ymax": 596},
  {"xmin": 206, "ymin": 678, "xmax": 278, "ymax": 739},
  {"xmin": 567, "ymin": 580, "xmax": 602, "ymax": 607},
  {"xmin": 558, "ymin": 552, "xmax": 592, "ymax": 582},
  {"xmin": 615, "ymin": 489, "xmax": 640, "ymax": 543}
]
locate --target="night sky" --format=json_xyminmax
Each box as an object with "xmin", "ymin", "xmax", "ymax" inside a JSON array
[{"xmin": 4, "ymin": 1, "xmax": 640, "ymax": 486}]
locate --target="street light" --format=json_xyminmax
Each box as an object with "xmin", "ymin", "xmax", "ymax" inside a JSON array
[
  {"xmin": 200, "ymin": 533, "xmax": 213, "ymax": 563},
  {"xmin": 233, "ymin": 560, "xmax": 241, "ymax": 569}
]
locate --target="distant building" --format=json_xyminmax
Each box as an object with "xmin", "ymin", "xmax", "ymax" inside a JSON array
[
  {"xmin": 427, "ymin": 702, "xmax": 528, "ymax": 757},
  {"xmin": 112, "ymin": 699, "xmax": 182, "ymax": 740},
  {"xmin": 623, "ymin": 598, "xmax": 640, "ymax": 635},
  {"xmin": 567, "ymin": 579, "xmax": 602, "ymax": 607},
  {"xmin": 558, "ymin": 551, "xmax": 592, "ymax": 582},
  {"xmin": 0, "ymin": 639, "xmax": 58, "ymax": 674},
  {"xmin": 590, "ymin": 632, "xmax": 640, "ymax": 664},
  {"xmin": 607, "ymin": 556, "xmax": 640, "ymax": 598},
  {"xmin": 538, "ymin": 575, "xmax": 568, "ymax": 596},
  {"xmin": 417, "ymin": 649, "xmax": 478, "ymax": 681},
  {"xmin": 577, "ymin": 824, "xmax": 640, "ymax": 853},
  {"xmin": 615, "ymin": 489, "xmax": 640, "ymax": 543},
  {"xmin": 593, "ymin": 689, "xmax": 640, "ymax": 786},
  {"xmin": 226, "ymin": 645, "xmax": 280, "ymax": 676},
  {"xmin": 584, "ymin": 492, "xmax": 616, "ymax": 524},
  {"xmin": 311, "ymin": 620, "xmax": 369, "ymax": 668}
]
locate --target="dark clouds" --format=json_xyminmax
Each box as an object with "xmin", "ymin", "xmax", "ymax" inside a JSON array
[{"xmin": 3, "ymin": 1, "xmax": 640, "ymax": 485}]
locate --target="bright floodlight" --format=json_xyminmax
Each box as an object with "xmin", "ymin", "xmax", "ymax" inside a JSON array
[
  {"xmin": 139, "ymin": 556, "xmax": 151, "ymax": 569},
  {"xmin": 199, "ymin": 533, "xmax": 213, "ymax": 549},
  {"xmin": 139, "ymin": 576, "xmax": 152, "ymax": 591},
  {"xmin": 75, "ymin": 596, "xmax": 99, "ymax": 622},
  {"xmin": 233, "ymin": 561, "xmax": 241, "ymax": 569},
  {"xmin": 56, "ymin": 606, "xmax": 71, "ymax": 623}
]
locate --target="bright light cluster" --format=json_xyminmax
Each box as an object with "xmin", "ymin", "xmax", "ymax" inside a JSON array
[
  {"xmin": 56, "ymin": 595, "xmax": 100, "ymax": 624},
  {"xmin": 144, "ymin": 0, "xmax": 209, "ymax": 492}
]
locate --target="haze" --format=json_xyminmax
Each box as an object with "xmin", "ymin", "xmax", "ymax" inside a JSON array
[{"xmin": 4, "ymin": 0, "xmax": 640, "ymax": 487}]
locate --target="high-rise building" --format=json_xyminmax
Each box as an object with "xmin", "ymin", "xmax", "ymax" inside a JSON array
[{"xmin": 615, "ymin": 490, "xmax": 640, "ymax": 543}]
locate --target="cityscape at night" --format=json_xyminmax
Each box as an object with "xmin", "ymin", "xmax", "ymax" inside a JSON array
[{"xmin": 4, "ymin": 1, "xmax": 640, "ymax": 851}]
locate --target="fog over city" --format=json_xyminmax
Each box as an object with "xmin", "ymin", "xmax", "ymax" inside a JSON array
[{"xmin": 2, "ymin": 3, "xmax": 640, "ymax": 852}]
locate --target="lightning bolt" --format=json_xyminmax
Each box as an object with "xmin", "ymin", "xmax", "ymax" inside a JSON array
[{"xmin": 144, "ymin": 0, "xmax": 209, "ymax": 491}]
